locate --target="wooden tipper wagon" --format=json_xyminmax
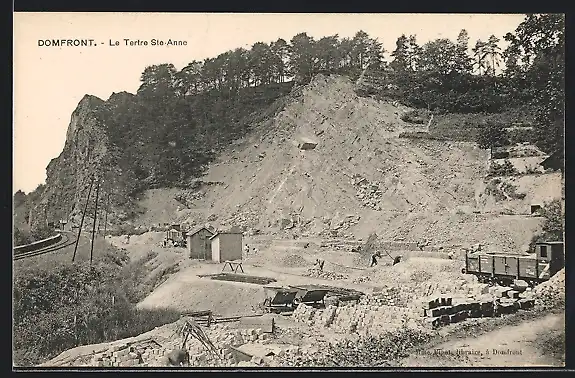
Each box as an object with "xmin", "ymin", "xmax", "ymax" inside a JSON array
[
  {"xmin": 262, "ymin": 286, "xmax": 299, "ymax": 314},
  {"xmin": 290, "ymin": 285, "xmax": 330, "ymax": 307}
]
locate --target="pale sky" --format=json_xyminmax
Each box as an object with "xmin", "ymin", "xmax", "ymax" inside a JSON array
[{"xmin": 13, "ymin": 13, "xmax": 526, "ymax": 194}]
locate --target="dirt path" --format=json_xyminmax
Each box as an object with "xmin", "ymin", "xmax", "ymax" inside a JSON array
[{"xmin": 398, "ymin": 312, "xmax": 565, "ymax": 367}]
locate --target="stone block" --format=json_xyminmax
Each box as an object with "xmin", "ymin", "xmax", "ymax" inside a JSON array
[
  {"xmin": 468, "ymin": 309, "xmax": 482, "ymax": 318},
  {"xmin": 518, "ymin": 299, "xmax": 534, "ymax": 310},
  {"xmin": 512, "ymin": 280, "xmax": 529, "ymax": 293},
  {"xmin": 498, "ymin": 302, "xmax": 517, "ymax": 315},
  {"xmin": 113, "ymin": 349, "xmax": 131, "ymax": 359},
  {"xmin": 423, "ymin": 297, "xmax": 440, "ymax": 310},
  {"xmin": 424, "ymin": 317, "xmax": 441, "ymax": 329},
  {"xmin": 430, "ymin": 307, "xmax": 442, "ymax": 317},
  {"xmin": 480, "ymin": 300, "xmax": 494, "ymax": 311}
]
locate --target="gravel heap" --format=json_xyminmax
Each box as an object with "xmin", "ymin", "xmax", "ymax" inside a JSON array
[
  {"xmin": 305, "ymin": 268, "xmax": 349, "ymax": 280},
  {"xmin": 280, "ymin": 254, "xmax": 309, "ymax": 268},
  {"xmin": 534, "ymin": 268, "xmax": 565, "ymax": 310}
]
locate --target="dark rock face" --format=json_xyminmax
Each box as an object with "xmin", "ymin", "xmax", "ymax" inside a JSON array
[
  {"xmin": 31, "ymin": 95, "xmax": 110, "ymax": 230},
  {"xmin": 28, "ymin": 80, "xmax": 293, "ymax": 232}
]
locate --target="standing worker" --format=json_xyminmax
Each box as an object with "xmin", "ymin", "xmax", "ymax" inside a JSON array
[{"xmin": 370, "ymin": 252, "xmax": 381, "ymax": 267}]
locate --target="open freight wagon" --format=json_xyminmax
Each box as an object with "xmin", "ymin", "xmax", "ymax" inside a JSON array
[{"xmin": 462, "ymin": 241, "xmax": 564, "ymax": 287}]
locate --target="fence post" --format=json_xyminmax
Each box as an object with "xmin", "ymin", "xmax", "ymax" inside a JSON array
[{"xmin": 74, "ymin": 314, "xmax": 78, "ymax": 346}]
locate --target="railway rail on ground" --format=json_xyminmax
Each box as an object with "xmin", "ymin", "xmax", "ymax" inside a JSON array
[{"xmin": 13, "ymin": 231, "xmax": 78, "ymax": 261}]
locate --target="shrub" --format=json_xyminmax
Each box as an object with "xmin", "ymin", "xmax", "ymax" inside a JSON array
[
  {"xmin": 13, "ymin": 250, "xmax": 180, "ymax": 366},
  {"xmin": 400, "ymin": 109, "xmax": 430, "ymax": 125},
  {"xmin": 530, "ymin": 199, "xmax": 563, "ymax": 248},
  {"xmin": 502, "ymin": 182, "xmax": 526, "ymax": 200},
  {"xmin": 488, "ymin": 160, "xmax": 519, "ymax": 176},
  {"xmin": 477, "ymin": 123, "xmax": 509, "ymax": 149},
  {"xmin": 29, "ymin": 223, "xmax": 55, "ymax": 242},
  {"xmin": 14, "ymin": 226, "xmax": 32, "ymax": 246}
]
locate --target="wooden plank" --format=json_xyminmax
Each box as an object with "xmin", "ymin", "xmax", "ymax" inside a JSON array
[
  {"xmin": 479, "ymin": 255, "xmax": 493, "ymax": 275},
  {"xmin": 493, "ymin": 256, "xmax": 506, "ymax": 276}
]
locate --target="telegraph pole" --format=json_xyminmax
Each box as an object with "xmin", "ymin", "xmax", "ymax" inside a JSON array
[
  {"xmin": 90, "ymin": 179, "xmax": 101, "ymax": 265},
  {"xmin": 103, "ymin": 192, "xmax": 111, "ymax": 237},
  {"xmin": 72, "ymin": 176, "xmax": 94, "ymax": 262}
]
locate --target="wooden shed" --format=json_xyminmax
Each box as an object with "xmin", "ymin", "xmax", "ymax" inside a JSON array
[
  {"xmin": 165, "ymin": 224, "xmax": 184, "ymax": 242},
  {"xmin": 187, "ymin": 226, "xmax": 215, "ymax": 260},
  {"xmin": 210, "ymin": 231, "xmax": 243, "ymax": 263}
]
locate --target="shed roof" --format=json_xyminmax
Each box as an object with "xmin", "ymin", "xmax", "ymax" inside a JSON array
[
  {"xmin": 535, "ymin": 241, "xmax": 564, "ymax": 245},
  {"xmin": 209, "ymin": 231, "xmax": 243, "ymax": 240},
  {"xmin": 188, "ymin": 226, "xmax": 216, "ymax": 237}
]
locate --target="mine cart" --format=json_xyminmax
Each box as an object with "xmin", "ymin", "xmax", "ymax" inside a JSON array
[
  {"xmin": 290, "ymin": 286, "xmax": 329, "ymax": 307},
  {"xmin": 262, "ymin": 286, "xmax": 299, "ymax": 314}
]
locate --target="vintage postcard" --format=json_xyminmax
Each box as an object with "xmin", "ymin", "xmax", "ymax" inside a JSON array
[{"xmin": 13, "ymin": 12, "xmax": 565, "ymax": 369}]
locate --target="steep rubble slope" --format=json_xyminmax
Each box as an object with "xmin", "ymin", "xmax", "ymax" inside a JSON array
[
  {"xmin": 149, "ymin": 75, "xmax": 484, "ymax": 225},
  {"xmin": 131, "ymin": 75, "xmax": 546, "ymax": 251}
]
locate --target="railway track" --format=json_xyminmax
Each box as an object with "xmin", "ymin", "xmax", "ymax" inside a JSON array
[{"xmin": 13, "ymin": 231, "xmax": 77, "ymax": 261}]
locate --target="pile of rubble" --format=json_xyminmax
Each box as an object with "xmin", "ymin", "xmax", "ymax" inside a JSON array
[
  {"xmin": 220, "ymin": 209, "xmax": 261, "ymax": 231},
  {"xmin": 292, "ymin": 303, "xmax": 420, "ymax": 336},
  {"xmin": 268, "ymin": 345, "xmax": 323, "ymax": 368},
  {"xmin": 351, "ymin": 174, "xmax": 384, "ymax": 211},
  {"xmin": 304, "ymin": 268, "xmax": 348, "ymax": 280},
  {"xmin": 53, "ymin": 324, "xmax": 271, "ymax": 367},
  {"xmin": 174, "ymin": 191, "xmax": 205, "ymax": 209},
  {"xmin": 353, "ymin": 276, "xmax": 371, "ymax": 284},
  {"xmin": 534, "ymin": 268, "xmax": 565, "ymax": 310},
  {"xmin": 359, "ymin": 287, "xmax": 411, "ymax": 307},
  {"xmin": 280, "ymin": 254, "xmax": 309, "ymax": 268},
  {"xmin": 318, "ymin": 214, "xmax": 362, "ymax": 236},
  {"xmin": 318, "ymin": 239, "xmax": 364, "ymax": 251}
]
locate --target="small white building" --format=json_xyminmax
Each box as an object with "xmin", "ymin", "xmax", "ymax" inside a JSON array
[{"xmin": 210, "ymin": 231, "xmax": 243, "ymax": 263}]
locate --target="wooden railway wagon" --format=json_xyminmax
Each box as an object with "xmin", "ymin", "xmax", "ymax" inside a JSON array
[{"xmin": 462, "ymin": 241, "xmax": 564, "ymax": 286}]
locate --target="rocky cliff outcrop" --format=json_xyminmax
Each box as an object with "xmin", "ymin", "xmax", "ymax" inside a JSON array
[
  {"xmin": 29, "ymin": 82, "xmax": 293, "ymax": 232},
  {"xmin": 31, "ymin": 95, "xmax": 110, "ymax": 230}
]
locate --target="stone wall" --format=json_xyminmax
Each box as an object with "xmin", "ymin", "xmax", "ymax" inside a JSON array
[{"xmin": 292, "ymin": 303, "xmax": 420, "ymax": 336}]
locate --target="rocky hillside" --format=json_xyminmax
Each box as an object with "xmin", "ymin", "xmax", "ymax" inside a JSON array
[
  {"xmin": 28, "ymin": 73, "xmax": 559, "ymax": 253},
  {"xmin": 30, "ymin": 95, "xmax": 116, "ymax": 231},
  {"xmin": 126, "ymin": 75, "xmax": 554, "ymax": 252}
]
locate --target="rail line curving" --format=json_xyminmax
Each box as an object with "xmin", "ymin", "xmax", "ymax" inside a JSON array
[{"xmin": 13, "ymin": 231, "xmax": 78, "ymax": 261}]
